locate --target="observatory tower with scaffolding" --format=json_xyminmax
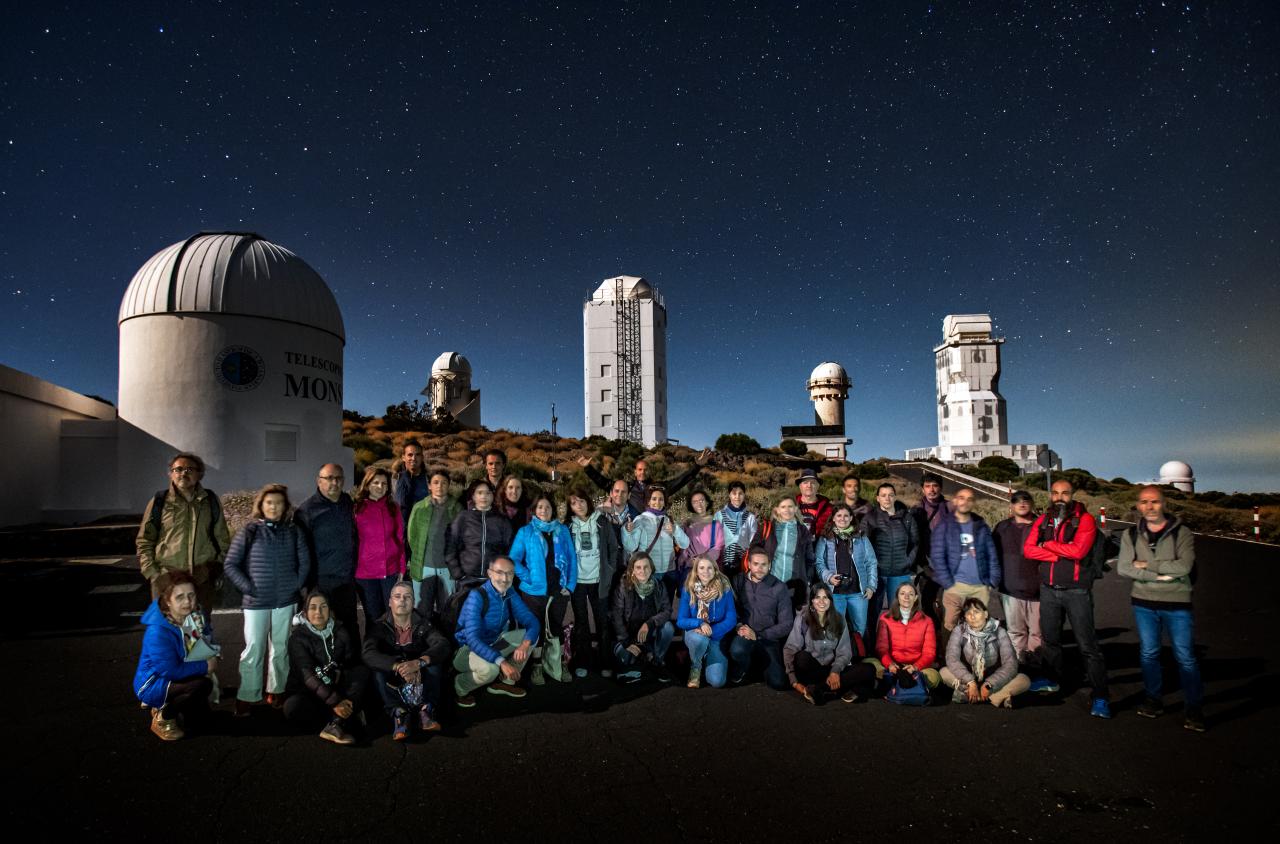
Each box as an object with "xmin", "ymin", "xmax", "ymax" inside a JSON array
[{"xmin": 583, "ymin": 275, "xmax": 668, "ymax": 447}]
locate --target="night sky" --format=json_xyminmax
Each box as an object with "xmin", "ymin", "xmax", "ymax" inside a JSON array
[{"xmin": 3, "ymin": 2, "xmax": 1277, "ymax": 491}]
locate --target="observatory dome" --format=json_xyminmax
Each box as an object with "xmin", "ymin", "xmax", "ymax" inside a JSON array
[
  {"xmin": 431, "ymin": 352, "xmax": 473, "ymax": 375},
  {"xmin": 1158, "ymin": 460, "xmax": 1195, "ymax": 484},
  {"xmin": 118, "ymin": 232, "xmax": 345, "ymax": 342},
  {"xmin": 808, "ymin": 362, "xmax": 849, "ymax": 384}
]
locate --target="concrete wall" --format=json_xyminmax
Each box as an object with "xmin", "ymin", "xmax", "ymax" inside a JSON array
[{"xmin": 0, "ymin": 364, "xmax": 116, "ymax": 527}]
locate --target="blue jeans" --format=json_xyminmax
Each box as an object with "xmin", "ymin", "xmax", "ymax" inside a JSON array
[
  {"xmin": 728, "ymin": 635, "xmax": 787, "ymax": 689},
  {"xmin": 613, "ymin": 621, "xmax": 675, "ymax": 668},
  {"xmin": 374, "ymin": 665, "xmax": 442, "ymax": 715},
  {"xmin": 870, "ymin": 574, "xmax": 913, "ymax": 647},
  {"xmin": 1133, "ymin": 604, "xmax": 1202, "ymax": 710},
  {"xmin": 833, "ymin": 592, "xmax": 871, "ymax": 641},
  {"xmin": 684, "ymin": 630, "xmax": 729, "ymax": 687}
]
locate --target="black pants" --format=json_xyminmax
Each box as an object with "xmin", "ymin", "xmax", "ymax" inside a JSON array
[
  {"xmin": 522, "ymin": 592, "xmax": 570, "ymax": 646},
  {"xmin": 418, "ymin": 573, "xmax": 451, "ymax": 623},
  {"xmin": 320, "ymin": 581, "xmax": 362, "ymax": 646},
  {"xmin": 283, "ymin": 666, "xmax": 369, "ymax": 728},
  {"xmin": 728, "ymin": 636, "xmax": 788, "ymax": 689},
  {"xmin": 375, "ymin": 665, "xmax": 441, "ymax": 714},
  {"xmin": 570, "ymin": 582, "xmax": 607, "ymax": 669},
  {"xmin": 162, "ymin": 675, "xmax": 212, "ymax": 721},
  {"xmin": 793, "ymin": 651, "xmax": 877, "ymax": 696},
  {"xmin": 1039, "ymin": 585, "xmax": 1109, "ymax": 697}
]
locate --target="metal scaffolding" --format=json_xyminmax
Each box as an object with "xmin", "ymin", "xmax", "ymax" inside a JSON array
[{"xmin": 614, "ymin": 277, "xmax": 643, "ymax": 443}]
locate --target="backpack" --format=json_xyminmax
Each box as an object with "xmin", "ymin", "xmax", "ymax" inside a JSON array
[
  {"xmin": 1040, "ymin": 508, "xmax": 1116, "ymax": 583},
  {"xmin": 148, "ymin": 488, "xmax": 224, "ymax": 557}
]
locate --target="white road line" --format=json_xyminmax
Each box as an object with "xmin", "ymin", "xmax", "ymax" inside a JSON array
[{"xmin": 89, "ymin": 584, "xmax": 142, "ymax": 595}]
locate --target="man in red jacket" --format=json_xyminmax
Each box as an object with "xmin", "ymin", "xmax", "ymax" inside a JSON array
[{"xmin": 1023, "ymin": 478, "xmax": 1111, "ymax": 718}]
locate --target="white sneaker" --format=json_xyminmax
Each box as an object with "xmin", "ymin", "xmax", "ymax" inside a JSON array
[
  {"xmin": 531, "ymin": 664, "xmax": 546, "ymax": 686},
  {"xmin": 574, "ymin": 668, "xmax": 588, "ymax": 679},
  {"xmin": 600, "ymin": 668, "xmax": 613, "ymax": 678}
]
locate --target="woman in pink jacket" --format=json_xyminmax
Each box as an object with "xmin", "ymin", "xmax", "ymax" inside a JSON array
[
  {"xmin": 353, "ymin": 466, "xmax": 406, "ymax": 625},
  {"xmin": 679, "ymin": 489, "xmax": 725, "ymax": 573}
]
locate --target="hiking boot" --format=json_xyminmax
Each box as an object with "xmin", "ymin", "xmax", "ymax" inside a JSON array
[
  {"xmin": 531, "ymin": 664, "xmax": 546, "ymax": 686},
  {"xmin": 233, "ymin": 699, "xmax": 253, "ymax": 717},
  {"xmin": 392, "ymin": 708, "xmax": 409, "ymax": 741},
  {"xmin": 1135, "ymin": 698, "xmax": 1165, "ymax": 719},
  {"xmin": 687, "ymin": 668, "xmax": 701, "ymax": 689},
  {"xmin": 150, "ymin": 710, "xmax": 184, "ymax": 742},
  {"xmin": 419, "ymin": 705, "xmax": 441, "ymax": 732},
  {"xmin": 456, "ymin": 693, "xmax": 477, "ymax": 709},
  {"xmin": 487, "ymin": 681, "xmax": 527, "ymax": 699},
  {"xmin": 1028, "ymin": 678, "xmax": 1059, "ymax": 695},
  {"xmin": 320, "ymin": 720, "xmax": 355, "ymax": 746},
  {"xmin": 1089, "ymin": 697, "xmax": 1112, "ymax": 719},
  {"xmin": 1183, "ymin": 710, "xmax": 1206, "ymax": 733}
]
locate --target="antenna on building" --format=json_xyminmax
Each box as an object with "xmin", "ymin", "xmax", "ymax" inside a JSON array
[
  {"xmin": 551, "ymin": 402, "xmax": 558, "ymax": 437},
  {"xmin": 614, "ymin": 277, "xmax": 643, "ymax": 443}
]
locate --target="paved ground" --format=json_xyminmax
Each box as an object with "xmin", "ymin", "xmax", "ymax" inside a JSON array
[{"xmin": 2, "ymin": 535, "xmax": 1276, "ymax": 841}]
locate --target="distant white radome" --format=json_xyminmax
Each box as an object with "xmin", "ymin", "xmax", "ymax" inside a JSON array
[
  {"xmin": 1158, "ymin": 460, "xmax": 1195, "ymax": 492},
  {"xmin": 431, "ymin": 351, "xmax": 473, "ymax": 376}
]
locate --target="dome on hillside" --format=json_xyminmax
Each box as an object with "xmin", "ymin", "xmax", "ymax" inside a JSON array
[
  {"xmin": 1158, "ymin": 460, "xmax": 1194, "ymax": 483},
  {"xmin": 118, "ymin": 232, "xmax": 345, "ymax": 342},
  {"xmin": 431, "ymin": 351, "xmax": 472, "ymax": 375}
]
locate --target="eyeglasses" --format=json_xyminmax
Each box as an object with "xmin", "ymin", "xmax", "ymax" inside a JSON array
[
  {"xmin": 319, "ymin": 475, "xmax": 344, "ymax": 482},
  {"xmin": 170, "ymin": 467, "xmax": 199, "ymax": 475}
]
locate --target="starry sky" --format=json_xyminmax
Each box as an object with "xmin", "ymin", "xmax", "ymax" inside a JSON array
[{"xmin": 2, "ymin": 2, "xmax": 1277, "ymax": 491}]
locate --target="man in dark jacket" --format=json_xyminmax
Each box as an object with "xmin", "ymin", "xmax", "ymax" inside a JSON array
[
  {"xmin": 578, "ymin": 448, "xmax": 712, "ymax": 514},
  {"xmin": 910, "ymin": 471, "xmax": 949, "ymax": 622},
  {"xmin": 993, "ymin": 490, "xmax": 1041, "ymax": 666},
  {"xmin": 361, "ymin": 581, "xmax": 451, "ymax": 738},
  {"xmin": 453, "ymin": 556, "xmax": 541, "ymax": 707},
  {"xmin": 393, "ymin": 440, "xmax": 429, "ymax": 532},
  {"xmin": 295, "ymin": 463, "xmax": 360, "ymax": 643},
  {"xmin": 931, "ymin": 487, "xmax": 1000, "ymax": 632},
  {"xmin": 728, "ymin": 550, "xmax": 795, "ymax": 689},
  {"xmin": 444, "ymin": 486, "xmax": 514, "ymax": 586},
  {"xmin": 863, "ymin": 482, "xmax": 919, "ymax": 644},
  {"xmin": 1023, "ymin": 478, "xmax": 1111, "ymax": 718}
]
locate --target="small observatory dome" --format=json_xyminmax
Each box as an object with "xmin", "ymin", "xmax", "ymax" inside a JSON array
[
  {"xmin": 1158, "ymin": 460, "xmax": 1195, "ymax": 493},
  {"xmin": 808, "ymin": 361, "xmax": 849, "ymax": 386},
  {"xmin": 431, "ymin": 352, "xmax": 473, "ymax": 376}
]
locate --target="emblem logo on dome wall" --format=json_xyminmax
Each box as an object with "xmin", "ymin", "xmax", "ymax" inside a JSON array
[{"xmin": 215, "ymin": 346, "xmax": 266, "ymax": 392}]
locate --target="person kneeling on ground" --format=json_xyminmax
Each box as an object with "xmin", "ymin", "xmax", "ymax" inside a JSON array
[
  {"xmin": 611, "ymin": 552, "xmax": 674, "ymax": 683},
  {"xmin": 133, "ymin": 570, "xmax": 220, "ymax": 741},
  {"xmin": 728, "ymin": 549, "xmax": 794, "ymax": 689},
  {"xmin": 784, "ymin": 584, "xmax": 878, "ymax": 705},
  {"xmin": 285, "ymin": 589, "xmax": 369, "ymax": 745},
  {"xmin": 876, "ymin": 581, "xmax": 941, "ymax": 692},
  {"xmin": 453, "ymin": 556, "xmax": 541, "ymax": 708},
  {"xmin": 675, "ymin": 555, "xmax": 737, "ymax": 689},
  {"xmin": 361, "ymin": 581, "xmax": 449, "ymax": 741},
  {"xmin": 941, "ymin": 597, "xmax": 1029, "ymax": 709}
]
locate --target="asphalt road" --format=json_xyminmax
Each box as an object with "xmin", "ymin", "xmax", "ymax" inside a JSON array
[{"xmin": 2, "ymin": 534, "xmax": 1276, "ymax": 841}]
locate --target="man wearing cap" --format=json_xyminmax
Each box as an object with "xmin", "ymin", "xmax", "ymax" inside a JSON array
[
  {"xmin": 993, "ymin": 490, "xmax": 1041, "ymax": 666},
  {"xmin": 796, "ymin": 469, "xmax": 833, "ymax": 554}
]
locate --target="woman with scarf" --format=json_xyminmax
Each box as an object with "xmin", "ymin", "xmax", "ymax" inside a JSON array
[
  {"xmin": 679, "ymin": 489, "xmax": 724, "ymax": 573},
  {"xmin": 875, "ymin": 581, "xmax": 941, "ymax": 691},
  {"xmin": 815, "ymin": 503, "xmax": 879, "ymax": 640},
  {"xmin": 510, "ymin": 493, "xmax": 579, "ymax": 685},
  {"xmin": 610, "ymin": 552, "xmax": 674, "ymax": 683},
  {"xmin": 622, "ymin": 486, "xmax": 691, "ymax": 600},
  {"xmin": 133, "ymin": 570, "xmax": 220, "ymax": 741},
  {"xmin": 714, "ymin": 481, "xmax": 758, "ymax": 574},
  {"xmin": 353, "ymin": 466, "xmax": 406, "ymax": 627},
  {"xmin": 285, "ymin": 588, "xmax": 368, "ymax": 745},
  {"xmin": 445, "ymin": 480, "xmax": 514, "ymax": 587},
  {"xmin": 941, "ymin": 597, "xmax": 1029, "ymax": 708},
  {"xmin": 225, "ymin": 483, "xmax": 311, "ymax": 716},
  {"xmin": 749, "ymin": 496, "xmax": 815, "ymax": 610},
  {"xmin": 564, "ymin": 487, "xmax": 621, "ymax": 677},
  {"xmin": 675, "ymin": 555, "xmax": 738, "ymax": 688},
  {"xmin": 495, "ymin": 475, "xmax": 533, "ymax": 531},
  {"xmin": 783, "ymin": 583, "xmax": 878, "ymax": 704}
]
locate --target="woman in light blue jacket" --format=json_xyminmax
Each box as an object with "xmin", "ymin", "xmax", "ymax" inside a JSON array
[
  {"xmin": 815, "ymin": 503, "xmax": 878, "ymax": 640},
  {"xmin": 509, "ymin": 492, "xmax": 578, "ymax": 684},
  {"xmin": 622, "ymin": 486, "xmax": 691, "ymax": 599}
]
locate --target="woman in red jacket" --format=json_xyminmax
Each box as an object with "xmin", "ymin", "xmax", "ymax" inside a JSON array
[
  {"xmin": 353, "ymin": 466, "xmax": 406, "ymax": 627},
  {"xmin": 875, "ymin": 581, "xmax": 940, "ymax": 690}
]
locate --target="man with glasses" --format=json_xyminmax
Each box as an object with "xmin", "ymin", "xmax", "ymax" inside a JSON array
[
  {"xmin": 453, "ymin": 556, "xmax": 540, "ymax": 707},
  {"xmin": 296, "ymin": 463, "xmax": 361, "ymax": 642},
  {"xmin": 136, "ymin": 452, "xmax": 230, "ymax": 611}
]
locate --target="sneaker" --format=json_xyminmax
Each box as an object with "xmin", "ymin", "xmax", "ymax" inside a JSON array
[
  {"xmin": 800, "ymin": 685, "xmax": 817, "ymax": 705},
  {"xmin": 574, "ymin": 668, "xmax": 588, "ymax": 679},
  {"xmin": 1090, "ymin": 697, "xmax": 1112, "ymax": 719},
  {"xmin": 618, "ymin": 670, "xmax": 643, "ymax": 683},
  {"xmin": 531, "ymin": 664, "xmax": 546, "ymax": 686},
  {"xmin": 1183, "ymin": 710, "xmax": 1206, "ymax": 733},
  {"xmin": 487, "ymin": 681, "xmax": 527, "ymax": 699},
  {"xmin": 392, "ymin": 708, "xmax": 409, "ymax": 741},
  {"xmin": 419, "ymin": 705, "xmax": 441, "ymax": 732},
  {"xmin": 150, "ymin": 710, "xmax": 184, "ymax": 742},
  {"xmin": 1135, "ymin": 698, "xmax": 1165, "ymax": 719},
  {"xmin": 233, "ymin": 699, "xmax": 253, "ymax": 717},
  {"xmin": 687, "ymin": 668, "xmax": 701, "ymax": 689},
  {"xmin": 1029, "ymin": 678, "xmax": 1060, "ymax": 695},
  {"xmin": 265, "ymin": 692, "xmax": 284, "ymax": 709},
  {"xmin": 729, "ymin": 673, "xmax": 746, "ymax": 686},
  {"xmin": 320, "ymin": 720, "xmax": 355, "ymax": 746},
  {"xmin": 841, "ymin": 690, "xmax": 858, "ymax": 704},
  {"xmin": 951, "ymin": 686, "xmax": 968, "ymax": 705},
  {"xmin": 456, "ymin": 693, "xmax": 477, "ymax": 709},
  {"xmin": 653, "ymin": 666, "xmax": 673, "ymax": 684},
  {"xmin": 600, "ymin": 668, "xmax": 613, "ymax": 678}
]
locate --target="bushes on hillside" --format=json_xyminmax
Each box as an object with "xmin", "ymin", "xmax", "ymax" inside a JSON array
[
  {"xmin": 715, "ymin": 433, "xmax": 762, "ymax": 456},
  {"xmin": 779, "ymin": 439, "xmax": 807, "ymax": 457}
]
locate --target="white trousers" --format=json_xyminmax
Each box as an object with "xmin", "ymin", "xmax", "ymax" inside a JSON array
[{"xmin": 238, "ymin": 604, "xmax": 294, "ymax": 702}]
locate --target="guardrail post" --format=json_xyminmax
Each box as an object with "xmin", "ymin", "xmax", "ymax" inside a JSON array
[
  {"xmin": 1256, "ymin": 506, "xmax": 1262, "ymax": 539},
  {"xmin": 1100, "ymin": 506, "xmax": 1107, "ymax": 528}
]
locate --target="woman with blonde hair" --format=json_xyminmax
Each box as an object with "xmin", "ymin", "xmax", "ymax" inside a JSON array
[
  {"xmin": 674, "ymin": 555, "xmax": 737, "ymax": 688},
  {"xmin": 225, "ymin": 483, "xmax": 311, "ymax": 715},
  {"xmin": 353, "ymin": 466, "xmax": 406, "ymax": 626}
]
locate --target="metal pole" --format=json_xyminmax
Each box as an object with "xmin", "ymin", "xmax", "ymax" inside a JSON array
[{"xmin": 1255, "ymin": 506, "xmax": 1262, "ymax": 539}]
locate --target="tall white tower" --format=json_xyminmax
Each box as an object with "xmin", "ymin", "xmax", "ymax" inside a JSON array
[
  {"xmin": 934, "ymin": 314, "xmax": 1008, "ymax": 448},
  {"xmin": 808, "ymin": 362, "xmax": 850, "ymax": 427},
  {"xmin": 583, "ymin": 276, "xmax": 668, "ymax": 447}
]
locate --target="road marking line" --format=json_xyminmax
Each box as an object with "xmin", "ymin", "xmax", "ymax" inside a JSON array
[
  {"xmin": 69, "ymin": 558, "xmax": 125, "ymax": 566},
  {"xmin": 90, "ymin": 584, "xmax": 142, "ymax": 595}
]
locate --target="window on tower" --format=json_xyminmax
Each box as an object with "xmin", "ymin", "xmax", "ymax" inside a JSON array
[
  {"xmin": 601, "ymin": 364, "xmax": 612, "ymax": 377},
  {"xmin": 602, "ymin": 414, "xmax": 612, "ymax": 427},
  {"xmin": 602, "ymin": 389, "xmax": 611, "ymax": 402}
]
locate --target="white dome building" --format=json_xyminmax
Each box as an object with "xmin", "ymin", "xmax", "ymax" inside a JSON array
[
  {"xmin": 422, "ymin": 351, "xmax": 481, "ymax": 428},
  {"xmin": 807, "ymin": 362, "xmax": 851, "ymax": 428},
  {"xmin": 117, "ymin": 232, "xmax": 351, "ymax": 498},
  {"xmin": 1158, "ymin": 460, "xmax": 1196, "ymax": 493}
]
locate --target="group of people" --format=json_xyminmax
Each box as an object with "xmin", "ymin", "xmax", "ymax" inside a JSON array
[{"xmin": 132, "ymin": 446, "xmax": 1206, "ymax": 745}]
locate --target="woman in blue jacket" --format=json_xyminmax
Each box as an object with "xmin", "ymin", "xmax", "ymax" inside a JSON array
[
  {"xmin": 815, "ymin": 504, "xmax": 879, "ymax": 640},
  {"xmin": 133, "ymin": 570, "xmax": 220, "ymax": 741},
  {"xmin": 676, "ymin": 555, "xmax": 737, "ymax": 688},
  {"xmin": 509, "ymin": 492, "xmax": 578, "ymax": 685},
  {"xmin": 224, "ymin": 483, "xmax": 312, "ymax": 715}
]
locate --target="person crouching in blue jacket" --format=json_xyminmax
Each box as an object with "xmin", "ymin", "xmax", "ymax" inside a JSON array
[
  {"xmin": 453, "ymin": 556, "xmax": 541, "ymax": 708},
  {"xmin": 509, "ymin": 493, "xmax": 578, "ymax": 685},
  {"xmin": 133, "ymin": 570, "xmax": 221, "ymax": 741},
  {"xmin": 676, "ymin": 555, "xmax": 738, "ymax": 688}
]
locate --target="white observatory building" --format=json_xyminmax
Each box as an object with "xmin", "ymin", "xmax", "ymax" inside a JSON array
[
  {"xmin": 583, "ymin": 275, "xmax": 668, "ymax": 447},
  {"xmin": 905, "ymin": 314, "xmax": 1055, "ymax": 474},
  {"xmin": 422, "ymin": 352, "xmax": 481, "ymax": 428},
  {"xmin": 781, "ymin": 362, "xmax": 852, "ymax": 461},
  {"xmin": 1158, "ymin": 460, "xmax": 1196, "ymax": 493},
  {"xmin": 0, "ymin": 232, "xmax": 353, "ymax": 526}
]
